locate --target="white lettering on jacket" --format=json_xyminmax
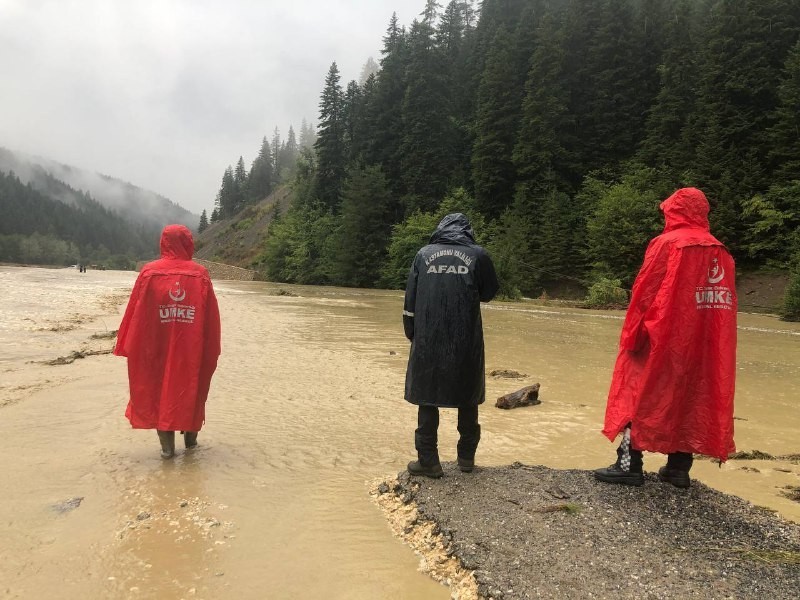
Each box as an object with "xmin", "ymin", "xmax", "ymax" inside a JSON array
[
  {"xmin": 158, "ymin": 304, "xmax": 196, "ymax": 323},
  {"xmin": 426, "ymin": 264, "xmax": 469, "ymax": 275}
]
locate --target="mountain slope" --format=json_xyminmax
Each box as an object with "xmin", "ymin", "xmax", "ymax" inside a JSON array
[
  {"xmin": 194, "ymin": 186, "xmax": 291, "ymax": 269},
  {"xmin": 0, "ymin": 147, "xmax": 198, "ymax": 230}
]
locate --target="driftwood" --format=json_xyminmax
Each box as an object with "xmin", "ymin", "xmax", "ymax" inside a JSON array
[{"xmin": 495, "ymin": 383, "xmax": 541, "ymax": 409}]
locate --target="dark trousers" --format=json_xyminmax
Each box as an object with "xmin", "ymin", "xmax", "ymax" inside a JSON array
[{"xmin": 415, "ymin": 404, "xmax": 481, "ymax": 466}]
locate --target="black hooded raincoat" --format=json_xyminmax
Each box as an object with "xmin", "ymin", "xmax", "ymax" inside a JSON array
[{"xmin": 403, "ymin": 213, "xmax": 499, "ymax": 408}]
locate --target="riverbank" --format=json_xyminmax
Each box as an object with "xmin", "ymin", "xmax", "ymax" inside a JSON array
[{"xmin": 374, "ymin": 463, "xmax": 800, "ymax": 600}]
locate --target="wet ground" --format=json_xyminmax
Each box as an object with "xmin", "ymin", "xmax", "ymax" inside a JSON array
[{"xmin": 1, "ymin": 266, "xmax": 798, "ymax": 599}]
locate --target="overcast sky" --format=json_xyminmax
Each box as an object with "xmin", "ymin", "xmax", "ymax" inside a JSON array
[{"xmin": 0, "ymin": 0, "xmax": 428, "ymax": 215}]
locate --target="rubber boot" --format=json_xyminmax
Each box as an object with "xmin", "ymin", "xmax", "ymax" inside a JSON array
[
  {"xmin": 658, "ymin": 452, "xmax": 693, "ymax": 488},
  {"xmin": 157, "ymin": 430, "xmax": 175, "ymax": 459},
  {"xmin": 184, "ymin": 431, "xmax": 198, "ymax": 449}
]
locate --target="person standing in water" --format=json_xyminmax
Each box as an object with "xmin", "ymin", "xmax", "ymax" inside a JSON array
[
  {"xmin": 115, "ymin": 224, "xmax": 221, "ymax": 458},
  {"xmin": 403, "ymin": 213, "xmax": 499, "ymax": 478},
  {"xmin": 594, "ymin": 188, "xmax": 737, "ymax": 487}
]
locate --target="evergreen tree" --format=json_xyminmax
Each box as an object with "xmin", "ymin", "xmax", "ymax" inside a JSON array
[
  {"xmin": 198, "ymin": 209, "xmax": 209, "ymax": 233},
  {"xmin": 299, "ymin": 119, "xmax": 317, "ymax": 150},
  {"xmin": 248, "ymin": 136, "xmax": 274, "ymax": 202},
  {"xmin": 637, "ymin": 0, "xmax": 707, "ymax": 172},
  {"xmin": 690, "ymin": 0, "xmax": 800, "ymax": 251},
  {"xmin": 471, "ymin": 25, "xmax": 521, "ymax": 217},
  {"xmin": 369, "ymin": 14, "xmax": 408, "ymax": 199},
  {"xmin": 400, "ymin": 17, "xmax": 455, "ymax": 210},
  {"xmin": 513, "ymin": 12, "xmax": 574, "ymax": 195},
  {"xmin": 358, "ymin": 57, "xmax": 380, "ymax": 85},
  {"xmin": 271, "ymin": 127, "xmax": 282, "ymax": 180},
  {"xmin": 210, "ymin": 206, "xmax": 220, "ymax": 223},
  {"xmin": 768, "ymin": 39, "xmax": 800, "ymax": 183},
  {"xmin": 314, "ymin": 62, "xmax": 347, "ymax": 209},
  {"xmin": 233, "ymin": 156, "xmax": 248, "ymax": 212},
  {"xmin": 279, "ymin": 126, "xmax": 299, "ymax": 180},
  {"xmin": 218, "ymin": 166, "xmax": 236, "ymax": 218},
  {"xmin": 342, "ymin": 80, "xmax": 365, "ymax": 163},
  {"xmin": 331, "ymin": 165, "xmax": 393, "ymax": 287}
]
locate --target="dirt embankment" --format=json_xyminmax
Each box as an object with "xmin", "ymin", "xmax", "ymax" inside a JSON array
[
  {"xmin": 374, "ymin": 463, "xmax": 800, "ymax": 600},
  {"xmin": 193, "ymin": 187, "xmax": 291, "ymax": 269}
]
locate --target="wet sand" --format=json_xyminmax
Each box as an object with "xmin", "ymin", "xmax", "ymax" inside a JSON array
[{"xmin": 1, "ymin": 266, "xmax": 799, "ymax": 599}]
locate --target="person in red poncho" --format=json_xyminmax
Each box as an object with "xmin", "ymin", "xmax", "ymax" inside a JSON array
[
  {"xmin": 115, "ymin": 225, "xmax": 221, "ymax": 459},
  {"xmin": 594, "ymin": 188, "xmax": 737, "ymax": 488}
]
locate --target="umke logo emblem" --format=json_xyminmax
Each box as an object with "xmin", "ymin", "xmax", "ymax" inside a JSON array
[{"xmin": 169, "ymin": 280, "xmax": 186, "ymax": 302}]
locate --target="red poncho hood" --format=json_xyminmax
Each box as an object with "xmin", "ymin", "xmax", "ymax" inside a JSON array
[
  {"xmin": 660, "ymin": 187, "xmax": 710, "ymax": 233},
  {"xmin": 160, "ymin": 224, "xmax": 195, "ymax": 260}
]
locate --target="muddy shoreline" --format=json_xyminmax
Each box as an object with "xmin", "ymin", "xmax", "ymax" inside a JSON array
[{"xmin": 374, "ymin": 463, "xmax": 800, "ymax": 600}]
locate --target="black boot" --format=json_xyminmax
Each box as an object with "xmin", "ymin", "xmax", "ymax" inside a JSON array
[
  {"xmin": 594, "ymin": 431, "xmax": 644, "ymax": 486},
  {"xmin": 407, "ymin": 460, "xmax": 444, "ymax": 479},
  {"xmin": 457, "ymin": 457, "xmax": 475, "ymax": 473},
  {"xmin": 183, "ymin": 431, "xmax": 198, "ymax": 449},
  {"xmin": 157, "ymin": 430, "xmax": 175, "ymax": 459},
  {"xmin": 658, "ymin": 452, "xmax": 693, "ymax": 488}
]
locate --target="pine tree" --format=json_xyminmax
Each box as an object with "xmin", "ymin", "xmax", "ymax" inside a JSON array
[
  {"xmin": 331, "ymin": 165, "xmax": 393, "ymax": 287},
  {"xmin": 279, "ymin": 126, "xmax": 299, "ymax": 180},
  {"xmin": 370, "ymin": 14, "xmax": 408, "ymax": 198},
  {"xmin": 342, "ymin": 80, "xmax": 364, "ymax": 163},
  {"xmin": 513, "ymin": 12, "xmax": 574, "ymax": 195},
  {"xmin": 690, "ymin": 0, "xmax": 800, "ymax": 250},
  {"xmin": 248, "ymin": 136, "xmax": 274, "ymax": 202},
  {"xmin": 637, "ymin": 0, "xmax": 707, "ymax": 172},
  {"xmin": 218, "ymin": 166, "xmax": 236, "ymax": 218},
  {"xmin": 271, "ymin": 127, "xmax": 282, "ymax": 181},
  {"xmin": 314, "ymin": 62, "xmax": 347, "ymax": 209},
  {"xmin": 400, "ymin": 17, "xmax": 455, "ymax": 210},
  {"xmin": 299, "ymin": 119, "xmax": 317, "ymax": 150},
  {"xmin": 358, "ymin": 57, "xmax": 380, "ymax": 85},
  {"xmin": 768, "ymin": 39, "xmax": 800, "ymax": 183},
  {"xmin": 198, "ymin": 209, "xmax": 209, "ymax": 233},
  {"xmin": 233, "ymin": 156, "xmax": 248, "ymax": 212},
  {"xmin": 471, "ymin": 24, "xmax": 522, "ymax": 217}
]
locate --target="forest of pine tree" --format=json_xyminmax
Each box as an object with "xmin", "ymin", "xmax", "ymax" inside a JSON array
[
  {"xmin": 230, "ymin": 1, "xmax": 800, "ymax": 300},
  {"xmin": 0, "ymin": 170, "xmax": 158, "ymax": 268}
]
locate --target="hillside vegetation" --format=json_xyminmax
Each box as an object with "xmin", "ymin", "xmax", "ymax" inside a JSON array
[
  {"xmin": 210, "ymin": 0, "xmax": 798, "ymax": 311},
  {"xmin": 0, "ymin": 147, "xmax": 197, "ymax": 268},
  {"xmin": 194, "ymin": 187, "xmax": 290, "ymax": 270}
]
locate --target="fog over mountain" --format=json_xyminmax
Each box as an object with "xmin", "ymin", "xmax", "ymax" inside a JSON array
[{"xmin": 0, "ymin": 147, "xmax": 197, "ymax": 231}]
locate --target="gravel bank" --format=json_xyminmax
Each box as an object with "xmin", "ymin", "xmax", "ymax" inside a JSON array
[{"xmin": 373, "ymin": 463, "xmax": 800, "ymax": 599}]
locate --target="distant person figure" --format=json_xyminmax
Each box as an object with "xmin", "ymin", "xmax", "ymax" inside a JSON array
[
  {"xmin": 114, "ymin": 224, "xmax": 221, "ymax": 459},
  {"xmin": 594, "ymin": 188, "xmax": 737, "ymax": 488},
  {"xmin": 403, "ymin": 213, "xmax": 499, "ymax": 478}
]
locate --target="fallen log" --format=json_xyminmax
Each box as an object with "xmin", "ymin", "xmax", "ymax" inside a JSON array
[{"xmin": 495, "ymin": 383, "xmax": 541, "ymax": 409}]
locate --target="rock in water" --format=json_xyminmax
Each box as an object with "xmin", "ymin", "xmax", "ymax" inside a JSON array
[
  {"xmin": 495, "ymin": 384, "xmax": 541, "ymax": 409},
  {"xmin": 52, "ymin": 496, "xmax": 84, "ymax": 513}
]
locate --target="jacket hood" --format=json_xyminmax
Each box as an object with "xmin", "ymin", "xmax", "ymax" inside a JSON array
[
  {"xmin": 430, "ymin": 213, "xmax": 476, "ymax": 245},
  {"xmin": 160, "ymin": 224, "xmax": 194, "ymax": 260},
  {"xmin": 660, "ymin": 187, "xmax": 710, "ymax": 233}
]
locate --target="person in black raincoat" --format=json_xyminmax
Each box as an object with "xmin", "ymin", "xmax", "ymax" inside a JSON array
[{"xmin": 403, "ymin": 213, "xmax": 499, "ymax": 478}]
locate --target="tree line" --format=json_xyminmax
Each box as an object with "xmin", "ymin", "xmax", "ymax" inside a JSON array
[
  {"xmin": 236, "ymin": 0, "xmax": 798, "ymax": 312},
  {"xmin": 0, "ymin": 170, "xmax": 159, "ymax": 268},
  {"xmin": 201, "ymin": 121, "xmax": 317, "ymax": 230}
]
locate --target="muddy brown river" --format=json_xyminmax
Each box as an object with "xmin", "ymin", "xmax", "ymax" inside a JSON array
[{"xmin": 1, "ymin": 266, "xmax": 798, "ymax": 599}]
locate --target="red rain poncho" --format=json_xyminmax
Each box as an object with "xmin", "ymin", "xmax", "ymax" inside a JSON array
[
  {"xmin": 602, "ymin": 188, "xmax": 737, "ymax": 461},
  {"xmin": 115, "ymin": 225, "xmax": 221, "ymax": 431}
]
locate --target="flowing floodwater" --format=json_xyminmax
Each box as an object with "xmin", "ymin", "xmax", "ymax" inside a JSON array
[{"xmin": 1, "ymin": 266, "xmax": 798, "ymax": 599}]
